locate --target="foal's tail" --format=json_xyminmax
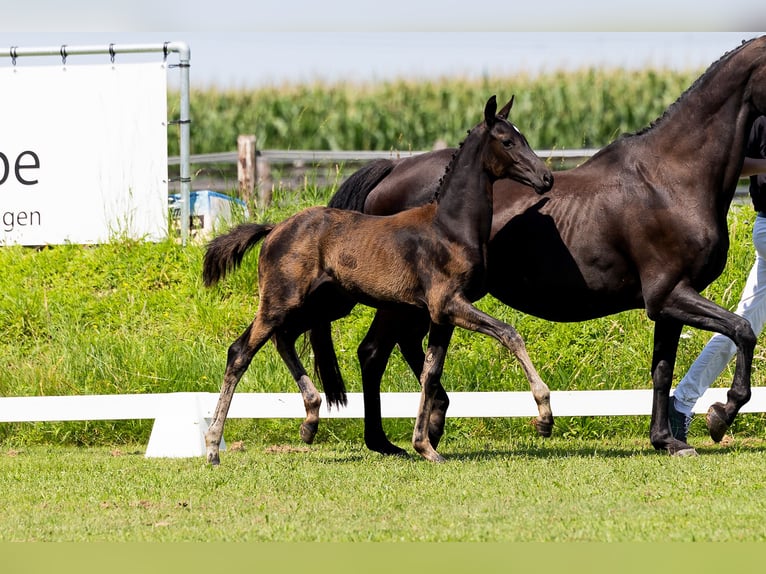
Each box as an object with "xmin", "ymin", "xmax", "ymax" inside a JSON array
[{"xmin": 202, "ymin": 222, "xmax": 275, "ymax": 286}]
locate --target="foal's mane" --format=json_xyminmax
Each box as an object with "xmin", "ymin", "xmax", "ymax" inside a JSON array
[
  {"xmin": 430, "ymin": 128, "xmax": 473, "ymax": 203},
  {"xmin": 627, "ymin": 36, "xmax": 760, "ymax": 139}
]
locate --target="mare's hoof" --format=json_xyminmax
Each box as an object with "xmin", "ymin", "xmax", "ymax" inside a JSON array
[
  {"xmin": 706, "ymin": 403, "xmax": 729, "ymax": 443},
  {"xmin": 670, "ymin": 446, "xmax": 698, "ymax": 457},
  {"xmin": 369, "ymin": 442, "xmax": 409, "ymax": 457},
  {"xmin": 300, "ymin": 421, "xmax": 319, "ymax": 444},
  {"xmin": 667, "ymin": 438, "xmax": 698, "ymax": 457},
  {"xmin": 533, "ymin": 418, "xmax": 554, "ymax": 438}
]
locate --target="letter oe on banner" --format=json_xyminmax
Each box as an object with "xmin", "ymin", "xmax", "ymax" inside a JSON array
[{"xmin": 0, "ymin": 62, "xmax": 168, "ymax": 245}]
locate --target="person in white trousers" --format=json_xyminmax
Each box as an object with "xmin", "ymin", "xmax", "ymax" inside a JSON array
[{"xmin": 670, "ymin": 116, "xmax": 766, "ymax": 442}]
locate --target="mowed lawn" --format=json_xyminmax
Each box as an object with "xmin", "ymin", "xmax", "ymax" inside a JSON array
[{"xmin": 2, "ymin": 433, "xmax": 766, "ymax": 542}]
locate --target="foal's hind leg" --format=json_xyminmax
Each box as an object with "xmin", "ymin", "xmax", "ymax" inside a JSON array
[
  {"xmin": 206, "ymin": 320, "xmax": 273, "ymax": 465},
  {"xmin": 273, "ymin": 330, "xmax": 322, "ymax": 444},
  {"xmin": 444, "ymin": 297, "xmax": 553, "ymax": 437}
]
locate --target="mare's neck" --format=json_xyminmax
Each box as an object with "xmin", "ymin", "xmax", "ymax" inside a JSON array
[{"xmin": 638, "ymin": 52, "xmax": 758, "ymax": 213}]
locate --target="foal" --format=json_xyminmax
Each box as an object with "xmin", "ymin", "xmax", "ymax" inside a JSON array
[{"xmin": 202, "ymin": 95, "xmax": 553, "ymax": 464}]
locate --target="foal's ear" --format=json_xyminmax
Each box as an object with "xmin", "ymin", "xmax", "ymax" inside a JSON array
[
  {"xmin": 497, "ymin": 95, "xmax": 515, "ymax": 120},
  {"xmin": 484, "ymin": 95, "xmax": 498, "ymax": 127}
]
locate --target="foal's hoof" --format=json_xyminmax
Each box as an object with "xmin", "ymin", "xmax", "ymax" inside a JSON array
[
  {"xmin": 299, "ymin": 420, "xmax": 319, "ymax": 444},
  {"xmin": 706, "ymin": 403, "xmax": 729, "ymax": 443},
  {"xmin": 532, "ymin": 418, "xmax": 554, "ymax": 438},
  {"xmin": 413, "ymin": 442, "xmax": 446, "ymax": 463},
  {"xmin": 206, "ymin": 449, "xmax": 221, "ymax": 466}
]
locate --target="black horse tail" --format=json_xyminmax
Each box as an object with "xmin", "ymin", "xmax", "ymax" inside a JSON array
[
  {"xmin": 328, "ymin": 159, "xmax": 395, "ymax": 211},
  {"xmin": 310, "ymin": 321, "xmax": 348, "ymax": 409},
  {"xmin": 305, "ymin": 162, "xmax": 395, "ymax": 408},
  {"xmin": 202, "ymin": 222, "xmax": 275, "ymax": 287}
]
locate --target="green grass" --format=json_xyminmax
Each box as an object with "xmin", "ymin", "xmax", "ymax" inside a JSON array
[
  {"xmin": 2, "ymin": 186, "xmax": 766, "ymax": 446},
  {"xmin": 2, "ymin": 435, "xmax": 766, "ymax": 542}
]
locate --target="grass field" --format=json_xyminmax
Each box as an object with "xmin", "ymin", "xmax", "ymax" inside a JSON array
[{"xmin": 3, "ymin": 434, "xmax": 766, "ymax": 542}]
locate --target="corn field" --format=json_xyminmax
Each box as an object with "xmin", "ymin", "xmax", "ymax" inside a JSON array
[{"xmin": 167, "ymin": 67, "xmax": 702, "ymax": 157}]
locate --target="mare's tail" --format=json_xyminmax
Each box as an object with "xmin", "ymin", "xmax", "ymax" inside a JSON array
[
  {"xmin": 307, "ymin": 160, "xmax": 395, "ymax": 407},
  {"xmin": 310, "ymin": 321, "xmax": 347, "ymax": 409},
  {"xmin": 202, "ymin": 222, "xmax": 275, "ymax": 286},
  {"xmin": 328, "ymin": 159, "xmax": 395, "ymax": 211}
]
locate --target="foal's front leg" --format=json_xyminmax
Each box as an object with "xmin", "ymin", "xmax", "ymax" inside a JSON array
[
  {"xmin": 412, "ymin": 323, "xmax": 455, "ymax": 463},
  {"xmin": 445, "ymin": 297, "xmax": 554, "ymax": 436}
]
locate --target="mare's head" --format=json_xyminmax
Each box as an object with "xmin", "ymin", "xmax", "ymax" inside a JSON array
[{"xmin": 484, "ymin": 95, "xmax": 553, "ymax": 194}]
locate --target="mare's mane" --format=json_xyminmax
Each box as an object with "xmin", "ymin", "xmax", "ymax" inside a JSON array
[{"xmin": 617, "ymin": 37, "xmax": 759, "ymax": 143}]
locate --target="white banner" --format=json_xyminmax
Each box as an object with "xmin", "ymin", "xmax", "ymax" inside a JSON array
[{"xmin": 0, "ymin": 62, "xmax": 168, "ymax": 245}]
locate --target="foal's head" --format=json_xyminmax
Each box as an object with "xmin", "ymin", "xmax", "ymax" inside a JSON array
[{"xmin": 484, "ymin": 95, "xmax": 553, "ymax": 194}]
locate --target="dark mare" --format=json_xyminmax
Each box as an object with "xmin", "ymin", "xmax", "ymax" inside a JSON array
[
  {"xmin": 202, "ymin": 96, "xmax": 553, "ymax": 464},
  {"xmin": 311, "ymin": 36, "xmax": 766, "ymax": 457}
]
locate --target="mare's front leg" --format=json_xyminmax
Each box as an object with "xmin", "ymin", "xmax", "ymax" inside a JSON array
[
  {"xmin": 649, "ymin": 319, "xmax": 696, "ymax": 456},
  {"xmin": 412, "ymin": 323, "xmax": 454, "ymax": 462},
  {"xmin": 273, "ymin": 330, "xmax": 322, "ymax": 444},
  {"xmin": 206, "ymin": 321, "xmax": 272, "ymax": 465},
  {"xmin": 652, "ymin": 286, "xmax": 755, "ymax": 450},
  {"xmin": 444, "ymin": 297, "xmax": 553, "ymax": 437},
  {"xmin": 357, "ymin": 311, "xmax": 409, "ymax": 456},
  {"xmin": 358, "ymin": 308, "xmax": 448, "ymax": 455}
]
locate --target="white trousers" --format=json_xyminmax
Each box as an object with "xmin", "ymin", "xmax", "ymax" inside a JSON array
[{"xmin": 673, "ymin": 214, "xmax": 766, "ymax": 416}]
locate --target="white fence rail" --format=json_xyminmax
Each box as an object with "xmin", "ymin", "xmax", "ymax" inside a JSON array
[{"xmin": 2, "ymin": 388, "xmax": 765, "ymax": 458}]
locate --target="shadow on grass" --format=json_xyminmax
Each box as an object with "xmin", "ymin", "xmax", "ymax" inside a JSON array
[{"xmin": 309, "ymin": 436, "xmax": 766, "ymax": 463}]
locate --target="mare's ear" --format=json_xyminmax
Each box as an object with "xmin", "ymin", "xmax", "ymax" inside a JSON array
[
  {"xmin": 497, "ymin": 95, "xmax": 515, "ymax": 120},
  {"xmin": 484, "ymin": 95, "xmax": 498, "ymax": 127}
]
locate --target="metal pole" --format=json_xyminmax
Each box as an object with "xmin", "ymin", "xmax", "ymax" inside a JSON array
[{"xmin": 172, "ymin": 42, "xmax": 192, "ymax": 245}]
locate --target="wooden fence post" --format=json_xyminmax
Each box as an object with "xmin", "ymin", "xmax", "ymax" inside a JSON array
[
  {"xmin": 256, "ymin": 155, "xmax": 272, "ymax": 207},
  {"xmin": 237, "ymin": 134, "xmax": 256, "ymax": 203}
]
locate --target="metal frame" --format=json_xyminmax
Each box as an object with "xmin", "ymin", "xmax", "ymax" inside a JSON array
[{"xmin": 1, "ymin": 41, "xmax": 192, "ymax": 243}]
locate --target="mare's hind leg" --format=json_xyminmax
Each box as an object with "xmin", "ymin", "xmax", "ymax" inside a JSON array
[
  {"xmin": 206, "ymin": 320, "xmax": 273, "ymax": 465},
  {"xmin": 273, "ymin": 329, "xmax": 322, "ymax": 444},
  {"xmin": 443, "ymin": 297, "xmax": 553, "ymax": 437}
]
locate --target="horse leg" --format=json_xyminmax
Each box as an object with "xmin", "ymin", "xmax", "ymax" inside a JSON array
[
  {"xmin": 206, "ymin": 320, "xmax": 273, "ymax": 465},
  {"xmin": 396, "ymin": 312, "xmax": 449, "ymax": 448},
  {"xmin": 648, "ymin": 319, "xmax": 697, "ymax": 456},
  {"xmin": 702, "ymin": 317, "xmax": 756, "ymax": 442},
  {"xmin": 273, "ymin": 329, "xmax": 323, "ymax": 444},
  {"xmin": 442, "ymin": 297, "xmax": 553, "ymax": 437},
  {"xmin": 412, "ymin": 322, "xmax": 454, "ymax": 463},
  {"xmin": 651, "ymin": 286, "xmax": 755, "ymax": 450},
  {"xmin": 358, "ymin": 308, "xmax": 445, "ymax": 455},
  {"xmin": 357, "ymin": 311, "xmax": 409, "ymax": 456}
]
